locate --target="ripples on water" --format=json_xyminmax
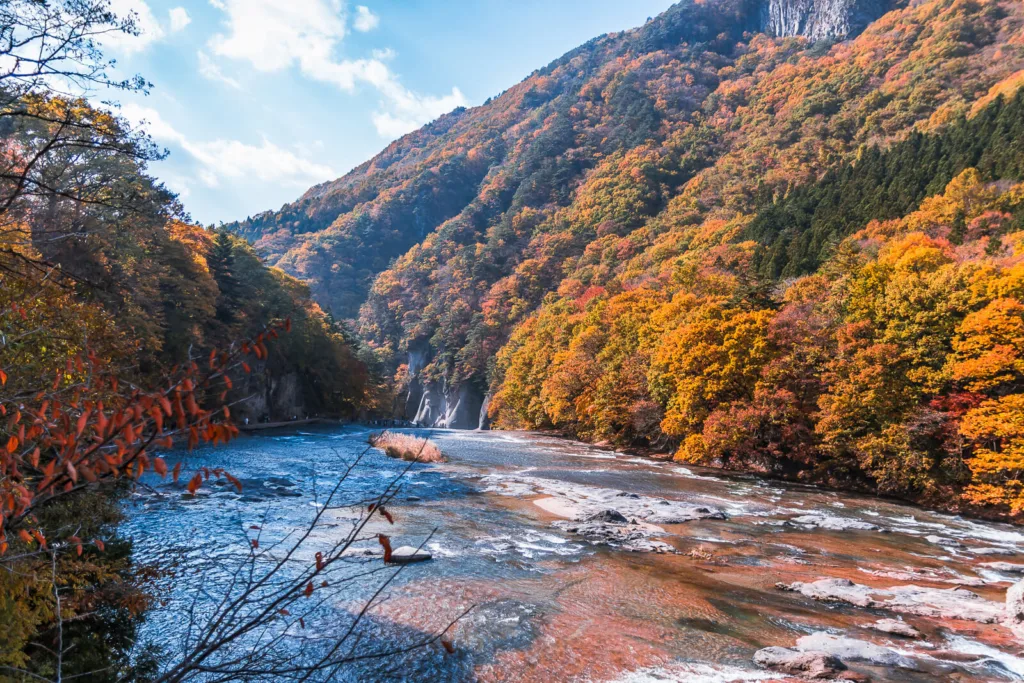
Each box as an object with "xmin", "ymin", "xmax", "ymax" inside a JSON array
[{"xmin": 123, "ymin": 426, "xmax": 1024, "ymax": 682}]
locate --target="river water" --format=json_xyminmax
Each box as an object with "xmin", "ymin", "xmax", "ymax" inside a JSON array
[{"xmin": 124, "ymin": 426, "xmax": 1024, "ymax": 682}]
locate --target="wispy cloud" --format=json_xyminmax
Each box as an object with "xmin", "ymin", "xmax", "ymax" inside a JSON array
[
  {"xmin": 353, "ymin": 6, "xmax": 379, "ymax": 32},
  {"xmin": 169, "ymin": 7, "xmax": 191, "ymax": 32},
  {"xmin": 205, "ymin": 0, "xmax": 466, "ymax": 138},
  {"xmin": 122, "ymin": 104, "xmax": 336, "ymax": 190},
  {"xmin": 197, "ymin": 51, "xmax": 242, "ymax": 90}
]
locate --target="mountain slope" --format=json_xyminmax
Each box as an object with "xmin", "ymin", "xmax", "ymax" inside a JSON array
[{"xmin": 229, "ymin": 0, "xmax": 1024, "ymax": 514}]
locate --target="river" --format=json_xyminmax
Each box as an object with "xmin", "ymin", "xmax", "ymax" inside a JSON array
[{"xmin": 123, "ymin": 426, "xmax": 1024, "ymax": 682}]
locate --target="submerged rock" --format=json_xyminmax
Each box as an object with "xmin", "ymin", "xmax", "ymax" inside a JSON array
[
  {"xmin": 753, "ymin": 646, "xmax": 847, "ymax": 679},
  {"xmin": 798, "ymin": 632, "xmax": 918, "ymax": 670},
  {"xmin": 869, "ymin": 618, "xmax": 922, "ymax": 639}
]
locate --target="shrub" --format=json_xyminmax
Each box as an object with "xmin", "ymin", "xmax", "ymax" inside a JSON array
[{"xmin": 368, "ymin": 432, "xmax": 445, "ymax": 463}]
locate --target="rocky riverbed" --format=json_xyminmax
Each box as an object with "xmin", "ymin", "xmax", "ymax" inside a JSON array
[{"xmin": 125, "ymin": 427, "xmax": 1024, "ymax": 681}]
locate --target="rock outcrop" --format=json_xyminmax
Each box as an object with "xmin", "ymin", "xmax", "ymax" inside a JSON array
[
  {"xmin": 760, "ymin": 0, "xmax": 900, "ymax": 42},
  {"xmin": 753, "ymin": 647, "xmax": 847, "ymax": 679},
  {"xmin": 404, "ymin": 347, "xmax": 488, "ymax": 429}
]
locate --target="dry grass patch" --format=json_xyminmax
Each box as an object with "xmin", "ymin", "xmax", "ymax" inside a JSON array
[{"xmin": 368, "ymin": 432, "xmax": 445, "ymax": 463}]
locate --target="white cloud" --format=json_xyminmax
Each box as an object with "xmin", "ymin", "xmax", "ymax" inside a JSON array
[
  {"xmin": 370, "ymin": 87, "xmax": 466, "ymax": 137},
  {"xmin": 169, "ymin": 7, "xmax": 191, "ymax": 32},
  {"xmin": 353, "ymin": 6, "xmax": 379, "ymax": 32},
  {"xmin": 121, "ymin": 104, "xmax": 336, "ymax": 189},
  {"xmin": 197, "ymin": 51, "xmax": 242, "ymax": 89},
  {"xmin": 207, "ymin": 0, "xmax": 466, "ymax": 139},
  {"xmin": 103, "ymin": 0, "xmax": 165, "ymax": 54}
]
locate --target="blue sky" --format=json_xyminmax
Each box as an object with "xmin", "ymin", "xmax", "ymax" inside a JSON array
[{"xmin": 105, "ymin": 0, "xmax": 677, "ymax": 225}]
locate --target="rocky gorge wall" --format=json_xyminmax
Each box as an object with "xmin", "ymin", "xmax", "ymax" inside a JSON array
[
  {"xmin": 403, "ymin": 346, "xmax": 489, "ymax": 430},
  {"xmin": 760, "ymin": 0, "xmax": 899, "ymax": 41}
]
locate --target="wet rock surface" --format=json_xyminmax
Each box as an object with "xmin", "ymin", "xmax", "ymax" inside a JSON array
[
  {"xmin": 389, "ymin": 546, "xmax": 433, "ymax": 564},
  {"xmin": 760, "ymin": 0, "xmax": 900, "ymax": 42},
  {"xmin": 790, "ymin": 514, "xmax": 881, "ymax": 531},
  {"xmin": 797, "ymin": 632, "xmax": 918, "ymax": 670},
  {"xmin": 980, "ymin": 562, "xmax": 1024, "ymax": 574},
  {"xmin": 753, "ymin": 646, "xmax": 847, "ymax": 679},
  {"xmin": 869, "ymin": 618, "xmax": 922, "ymax": 639},
  {"xmin": 780, "ymin": 578, "xmax": 1006, "ymax": 623}
]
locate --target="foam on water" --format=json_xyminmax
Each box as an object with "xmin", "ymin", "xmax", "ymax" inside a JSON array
[{"xmin": 606, "ymin": 662, "xmax": 782, "ymax": 682}]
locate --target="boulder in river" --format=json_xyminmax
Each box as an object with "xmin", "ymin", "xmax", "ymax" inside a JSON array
[
  {"xmin": 797, "ymin": 633, "xmax": 917, "ymax": 670},
  {"xmin": 389, "ymin": 546, "xmax": 433, "ymax": 564},
  {"xmin": 587, "ymin": 509, "xmax": 629, "ymax": 524},
  {"xmin": 753, "ymin": 646, "xmax": 847, "ymax": 679},
  {"xmin": 869, "ymin": 618, "xmax": 922, "ymax": 639}
]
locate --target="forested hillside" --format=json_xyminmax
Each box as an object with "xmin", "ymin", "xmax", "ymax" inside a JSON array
[
  {"xmin": 231, "ymin": 0, "xmax": 1024, "ymax": 517},
  {"xmin": 0, "ymin": 3, "xmax": 377, "ymax": 674}
]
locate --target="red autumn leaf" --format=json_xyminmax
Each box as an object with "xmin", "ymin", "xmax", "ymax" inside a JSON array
[
  {"xmin": 241, "ymin": 362, "xmax": 251, "ymax": 374},
  {"xmin": 378, "ymin": 534, "xmax": 393, "ymax": 563},
  {"xmin": 75, "ymin": 408, "xmax": 90, "ymax": 438},
  {"xmin": 251, "ymin": 539, "xmax": 259, "ymax": 549},
  {"xmin": 18, "ymin": 529, "xmax": 32, "ymax": 544},
  {"xmin": 380, "ymin": 506, "xmax": 395, "ymax": 524},
  {"xmin": 299, "ymin": 617, "xmax": 305, "ymax": 629},
  {"xmin": 153, "ymin": 457, "xmax": 168, "ymax": 477},
  {"xmin": 441, "ymin": 639, "xmax": 455, "ymax": 654},
  {"xmin": 315, "ymin": 551, "xmax": 324, "ymax": 571},
  {"xmin": 186, "ymin": 473, "xmax": 202, "ymax": 494},
  {"xmin": 0, "ymin": 368, "xmax": 6, "ymax": 385},
  {"xmin": 303, "ymin": 581, "xmax": 314, "ymax": 598},
  {"xmin": 225, "ymin": 473, "xmax": 242, "ymax": 493},
  {"xmin": 5, "ymin": 436, "xmax": 17, "ymax": 453},
  {"xmin": 172, "ymin": 461, "xmax": 182, "ymax": 483},
  {"xmin": 278, "ymin": 609, "xmax": 290, "ymax": 616},
  {"xmin": 93, "ymin": 538, "xmax": 105, "ymax": 552}
]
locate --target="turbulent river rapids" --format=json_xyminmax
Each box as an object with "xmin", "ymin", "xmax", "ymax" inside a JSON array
[{"xmin": 124, "ymin": 426, "xmax": 1024, "ymax": 682}]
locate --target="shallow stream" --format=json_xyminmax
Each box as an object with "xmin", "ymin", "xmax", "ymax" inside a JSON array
[{"xmin": 124, "ymin": 426, "xmax": 1024, "ymax": 681}]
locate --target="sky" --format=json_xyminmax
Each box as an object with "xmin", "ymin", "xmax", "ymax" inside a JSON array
[{"xmin": 102, "ymin": 0, "xmax": 678, "ymax": 226}]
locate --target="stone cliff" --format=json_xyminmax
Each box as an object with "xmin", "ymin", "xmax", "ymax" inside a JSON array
[{"xmin": 760, "ymin": 0, "xmax": 899, "ymax": 41}]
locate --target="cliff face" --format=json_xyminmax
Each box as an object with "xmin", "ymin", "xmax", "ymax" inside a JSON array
[{"xmin": 761, "ymin": 0, "xmax": 898, "ymax": 41}]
